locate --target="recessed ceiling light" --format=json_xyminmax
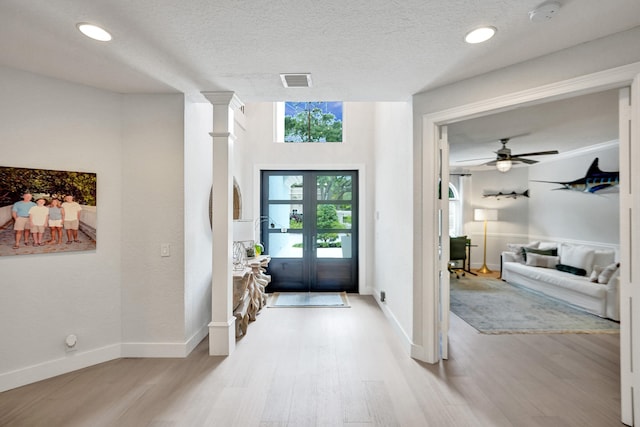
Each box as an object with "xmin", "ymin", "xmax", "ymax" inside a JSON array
[
  {"xmin": 77, "ymin": 23, "xmax": 112, "ymax": 42},
  {"xmin": 464, "ymin": 26, "xmax": 496, "ymax": 44}
]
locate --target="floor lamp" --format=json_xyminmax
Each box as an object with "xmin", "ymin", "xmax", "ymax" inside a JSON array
[{"xmin": 474, "ymin": 208, "xmax": 498, "ymax": 274}]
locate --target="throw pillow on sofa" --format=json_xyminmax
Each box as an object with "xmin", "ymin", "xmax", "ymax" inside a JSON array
[
  {"xmin": 556, "ymin": 263, "xmax": 587, "ymax": 276},
  {"xmin": 538, "ymin": 242, "xmax": 559, "ymax": 251},
  {"xmin": 560, "ymin": 244, "xmax": 596, "ymax": 275},
  {"xmin": 590, "ymin": 265, "xmax": 604, "ymax": 282},
  {"xmin": 525, "ymin": 253, "xmax": 560, "ymax": 268},
  {"xmin": 598, "ymin": 262, "xmax": 620, "ymax": 284},
  {"xmin": 522, "ymin": 246, "xmax": 558, "ymax": 261},
  {"xmin": 506, "ymin": 241, "xmax": 540, "ymax": 263}
]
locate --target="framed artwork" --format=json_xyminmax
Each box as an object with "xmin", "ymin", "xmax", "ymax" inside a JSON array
[{"xmin": 0, "ymin": 166, "xmax": 97, "ymax": 256}]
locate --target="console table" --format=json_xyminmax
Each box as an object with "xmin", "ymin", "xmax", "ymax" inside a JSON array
[{"xmin": 232, "ymin": 255, "xmax": 271, "ymax": 338}]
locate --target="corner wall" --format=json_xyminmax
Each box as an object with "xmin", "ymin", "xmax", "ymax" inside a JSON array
[
  {"xmin": 120, "ymin": 94, "xmax": 187, "ymax": 356},
  {"xmin": 184, "ymin": 100, "xmax": 213, "ymax": 352},
  {"xmin": 0, "ymin": 67, "xmax": 194, "ymax": 392},
  {"xmin": 243, "ymin": 102, "xmax": 377, "ymax": 295},
  {"xmin": 0, "ymin": 66, "xmax": 124, "ymax": 391},
  {"xmin": 372, "ymin": 102, "xmax": 414, "ymax": 344}
]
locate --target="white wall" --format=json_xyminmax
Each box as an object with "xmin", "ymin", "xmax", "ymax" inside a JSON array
[
  {"xmin": 184, "ymin": 100, "xmax": 213, "ymax": 352},
  {"xmin": 120, "ymin": 94, "xmax": 186, "ymax": 354},
  {"xmin": 463, "ymin": 143, "xmax": 619, "ymax": 271},
  {"xmin": 0, "ymin": 66, "xmax": 199, "ymax": 391},
  {"xmin": 466, "ymin": 166, "xmax": 530, "ymax": 270},
  {"xmin": 0, "ymin": 66, "xmax": 123, "ymax": 390},
  {"xmin": 232, "ymin": 108, "xmax": 251, "ymax": 219},
  {"xmin": 529, "ymin": 143, "xmax": 619, "ymax": 245},
  {"xmin": 243, "ymin": 102, "xmax": 377, "ymax": 294},
  {"xmin": 241, "ymin": 100, "xmax": 415, "ymax": 347},
  {"xmin": 372, "ymin": 102, "xmax": 414, "ymax": 341}
]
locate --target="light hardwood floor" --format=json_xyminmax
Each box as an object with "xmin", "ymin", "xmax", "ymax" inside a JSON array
[{"xmin": 0, "ymin": 295, "xmax": 622, "ymax": 426}]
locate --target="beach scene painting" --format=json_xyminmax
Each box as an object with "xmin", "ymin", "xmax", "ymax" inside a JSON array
[{"xmin": 0, "ymin": 166, "xmax": 96, "ymax": 256}]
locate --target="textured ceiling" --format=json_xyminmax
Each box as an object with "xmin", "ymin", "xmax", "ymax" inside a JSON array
[
  {"xmin": 1, "ymin": 0, "xmax": 639, "ymax": 102},
  {"xmin": 0, "ymin": 1, "xmax": 637, "ymax": 163}
]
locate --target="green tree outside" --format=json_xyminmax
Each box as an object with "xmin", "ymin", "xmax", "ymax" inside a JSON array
[
  {"xmin": 284, "ymin": 102, "xmax": 342, "ymax": 142},
  {"xmin": 316, "ymin": 204, "xmax": 344, "ymax": 247},
  {"xmin": 0, "ymin": 166, "xmax": 97, "ymax": 206}
]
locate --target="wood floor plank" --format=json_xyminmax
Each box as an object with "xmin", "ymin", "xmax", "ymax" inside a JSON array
[{"xmin": 0, "ymin": 295, "xmax": 623, "ymax": 427}]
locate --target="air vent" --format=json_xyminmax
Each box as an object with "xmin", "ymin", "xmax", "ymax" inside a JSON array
[{"xmin": 280, "ymin": 73, "xmax": 312, "ymax": 88}]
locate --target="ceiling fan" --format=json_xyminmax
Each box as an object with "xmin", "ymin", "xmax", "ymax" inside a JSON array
[{"xmin": 460, "ymin": 138, "xmax": 559, "ymax": 172}]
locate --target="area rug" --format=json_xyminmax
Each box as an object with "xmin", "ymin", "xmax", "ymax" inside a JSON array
[
  {"xmin": 450, "ymin": 277, "xmax": 620, "ymax": 334},
  {"xmin": 269, "ymin": 292, "xmax": 350, "ymax": 308}
]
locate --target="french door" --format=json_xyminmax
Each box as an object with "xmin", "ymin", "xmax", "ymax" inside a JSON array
[{"xmin": 261, "ymin": 170, "xmax": 358, "ymax": 293}]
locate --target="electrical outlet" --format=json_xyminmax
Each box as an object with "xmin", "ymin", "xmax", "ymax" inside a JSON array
[
  {"xmin": 160, "ymin": 243, "xmax": 171, "ymax": 257},
  {"xmin": 65, "ymin": 334, "xmax": 77, "ymax": 352}
]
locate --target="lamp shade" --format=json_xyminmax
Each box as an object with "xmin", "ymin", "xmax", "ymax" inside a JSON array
[
  {"xmin": 233, "ymin": 219, "xmax": 255, "ymax": 241},
  {"xmin": 474, "ymin": 209, "xmax": 498, "ymax": 222}
]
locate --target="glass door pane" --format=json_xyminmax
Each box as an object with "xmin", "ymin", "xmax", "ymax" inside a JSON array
[{"xmin": 262, "ymin": 170, "xmax": 358, "ymax": 293}]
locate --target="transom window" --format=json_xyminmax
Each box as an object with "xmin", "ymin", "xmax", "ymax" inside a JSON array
[{"xmin": 276, "ymin": 102, "xmax": 343, "ymax": 143}]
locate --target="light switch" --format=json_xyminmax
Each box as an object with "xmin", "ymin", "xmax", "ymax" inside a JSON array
[{"xmin": 161, "ymin": 243, "xmax": 171, "ymax": 257}]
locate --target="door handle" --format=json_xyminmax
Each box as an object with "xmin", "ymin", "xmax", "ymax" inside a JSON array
[{"xmin": 312, "ymin": 235, "xmax": 316, "ymax": 251}]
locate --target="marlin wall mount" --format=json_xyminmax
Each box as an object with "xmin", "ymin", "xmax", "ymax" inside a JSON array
[{"xmin": 532, "ymin": 158, "xmax": 619, "ymax": 193}]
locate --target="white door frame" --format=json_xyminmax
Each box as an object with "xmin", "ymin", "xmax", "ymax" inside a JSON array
[{"xmin": 416, "ymin": 62, "xmax": 640, "ymax": 425}]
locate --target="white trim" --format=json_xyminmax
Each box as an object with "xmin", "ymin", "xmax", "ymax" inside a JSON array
[
  {"xmin": 373, "ymin": 297, "xmax": 414, "ymax": 356},
  {"xmin": 0, "ymin": 326, "xmax": 210, "ymax": 392},
  {"xmin": 208, "ymin": 317, "xmax": 236, "ymax": 356},
  {"xmin": 0, "ymin": 344, "xmax": 121, "ymax": 393},
  {"xmin": 121, "ymin": 343, "xmax": 188, "ymax": 358},
  {"xmin": 427, "ymin": 62, "xmax": 640, "ymax": 126},
  {"xmin": 417, "ymin": 61, "xmax": 640, "ymax": 367}
]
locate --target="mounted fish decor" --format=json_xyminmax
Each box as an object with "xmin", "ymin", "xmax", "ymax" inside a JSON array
[
  {"xmin": 532, "ymin": 158, "xmax": 619, "ymax": 193},
  {"xmin": 483, "ymin": 189, "xmax": 529, "ymax": 199}
]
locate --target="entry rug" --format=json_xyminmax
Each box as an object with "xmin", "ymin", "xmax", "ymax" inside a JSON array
[
  {"xmin": 450, "ymin": 277, "xmax": 620, "ymax": 334},
  {"xmin": 269, "ymin": 292, "xmax": 350, "ymax": 308}
]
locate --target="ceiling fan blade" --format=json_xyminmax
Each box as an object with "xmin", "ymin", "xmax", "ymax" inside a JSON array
[
  {"xmin": 456, "ymin": 156, "xmax": 495, "ymax": 163},
  {"xmin": 510, "ymin": 150, "xmax": 559, "ymax": 157},
  {"xmin": 511, "ymin": 157, "xmax": 538, "ymax": 164}
]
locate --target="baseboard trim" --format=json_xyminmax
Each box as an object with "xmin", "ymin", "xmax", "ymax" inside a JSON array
[
  {"xmin": 0, "ymin": 326, "xmax": 211, "ymax": 393},
  {"xmin": 185, "ymin": 324, "xmax": 209, "ymax": 355},
  {"xmin": 373, "ymin": 293, "xmax": 414, "ymax": 356},
  {"xmin": 0, "ymin": 344, "xmax": 121, "ymax": 393}
]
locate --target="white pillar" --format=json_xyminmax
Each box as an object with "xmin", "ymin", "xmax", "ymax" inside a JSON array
[{"xmin": 202, "ymin": 91, "xmax": 243, "ymax": 356}]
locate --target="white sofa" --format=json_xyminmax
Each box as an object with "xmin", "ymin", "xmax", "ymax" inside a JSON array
[{"xmin": 501, "ymin": 242, "xmax": 620, "ymax": 321}]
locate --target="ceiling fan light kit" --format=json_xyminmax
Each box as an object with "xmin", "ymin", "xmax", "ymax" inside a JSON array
[
  {"xmin": 496, "ymin": 159, "xmax": 512, "ymax": 173},
  {"xmin": 458, "ymin": 137, "xmax": 559, "ymax": 172}
]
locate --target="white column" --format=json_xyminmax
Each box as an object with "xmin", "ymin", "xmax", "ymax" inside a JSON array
[{"xmin": 202, "ymin": 91, "xmax": 243, "ymax": 356}]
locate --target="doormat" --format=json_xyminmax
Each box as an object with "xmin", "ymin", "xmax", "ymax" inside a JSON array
[
  {"xmin": 450, "ymin": 277, "xmax": 620, "ymax": 334},
  {"xmin": 269, "ymin": 292, "xmax": 350, "ymax": 308}
]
